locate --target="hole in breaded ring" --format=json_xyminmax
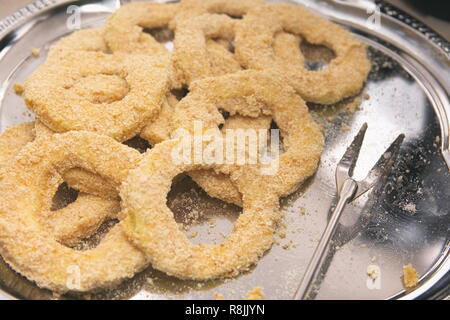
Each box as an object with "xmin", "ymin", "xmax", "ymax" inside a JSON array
[
  {"xmin": 51, "ymin": 182, "xmax": 79, "ymax": 211},
  {"xmin": 171, "ymin": 70, "xmax": 324, "ymax": 207},
  {"xmin": 121, "ymin": 138, "xmax": 281, "ymax": 280},
  {"xmin": 0, "ymin": 132, "xmax": 146, "ymax": 292},
  {"xmin": 167, "ymin": 176, "xmax": 242, "ymax": 245},
  {"xmin": 273, "ymin": 32, "xmax": 336, "ymax": 71},
  {"xmin": 300, "ymin": 39, "xmax": 336, "ymax": 71},
  {"xmin": 24, "ymin": 50, "xmax": 170, "ymax": 142},
  {"xmin": 122, "ymin": 136, "xmax": 151, "ymax": 154},
  {"xmin": 171, "ymin": 87, "xmax": 189, "ymax": 100},
  {"xmin": 235, "ymin": 3, "xmax": 371, "ymax": 104},
  {"xmin": 144, "ymin": 27, "xmax": 175, "ymax": 43}
]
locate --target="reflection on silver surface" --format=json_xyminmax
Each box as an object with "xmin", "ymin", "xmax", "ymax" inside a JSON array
[{"xmin": 0, "ymin": 0, "xmax": 448, "ymax": 300}]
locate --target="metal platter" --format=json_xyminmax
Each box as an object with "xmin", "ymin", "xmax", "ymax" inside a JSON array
[{"xmin": 0, "ymin": 0, "xmax": 448, "ymax": 300}]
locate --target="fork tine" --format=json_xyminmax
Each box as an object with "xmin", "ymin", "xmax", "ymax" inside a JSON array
[
  {"xmin": 336, "ymin": 123, "xmax": 368, "ymax": 192},
  {"xmin": 354, "ymin": 133, "xmax": 405, "ymax": 198},
  {"xmin": 338, "ymin": 123, "xmax": 368, "ymax": 175}
]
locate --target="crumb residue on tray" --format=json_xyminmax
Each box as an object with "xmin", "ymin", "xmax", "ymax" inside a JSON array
[
  {"xmin": 31, "ymin": 48, "xmax": 41, "ymax": 57},
  {"xmin": 367, "ymin": 265, "xmax": 379, "ymax": 281},
  {"xmin": 246, "ymin": 287, "xmax": 264, "ymax": 300},
  {"xmin": 13, "ymin": 83, "xmax": 25, "ymax": 95},
  {"xmin": 213, "ymin": 292, "xmax": 225, "ymax": 300},
  {"xmin": 402, "ymin": 264, "xmax": 418, "ymax": 288}
]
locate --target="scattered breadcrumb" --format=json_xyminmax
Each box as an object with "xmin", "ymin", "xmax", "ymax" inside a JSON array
[
  {"xmin": 402, "ymin": 264, "xmax": 418, "ymax": 288},
  {"xmin": 367, "ymin": 265, "xmax": 378, "ymax": 281},
  {"xmin": 146, "ymin": 278, "xmax": 154, "ymax": 285},
  {"xmin": 188, "ymin": 230, "xmax": 198, "ymax": 239},
  {"xmin": 340, "ymin": 123, "xmax": 351, "ymax": 132},
  {"xmin": 299, "ymin": 207, "xmax": 306, "ymax": 216},
  {"xmin": 282, "ymin": 240, "xmax": 296, "ymax": 250},
  {"xmin": 31, "ymin": 48, "xmax": 40, "ymax": 57},
  {"xmin": 363, "ymin": 93, "xmax": 370, "ymax": 100},
  {"xmin": 246, "ymin": 287, "xmax": 264, "ymax": 300},
  {"xmin": 52, "ymin": 292, "xmax": 61, "ymax": 300},
  {"xmin": 403, "ymin": 203, "xmax": 416, "ymax": 213},
  {"xmin": 213, "ymin": 292, "xmax": 225, "ymax": 300},
  {"xmin": 13, "ymin": 83, "xmax": 25, "ymax": 95}
]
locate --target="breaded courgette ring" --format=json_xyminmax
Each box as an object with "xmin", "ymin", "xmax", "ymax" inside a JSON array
[
  {"xmin": 0, "ymin": 132, "xmax": 145, "ymax": 292},
  {"xmin": 121, "ymin": 138, "xmax": 281, "ymax": 279},
  {"xmin": 24, "ymin": 51, "xmax": 169, "ymax": 142},
  {"xmin": 235, "ymin": 4, "xmax": 371, "ymax": 104},
  {"xmin": 0, "ymin": 123, "xmax": 120, "ymax": 247}
]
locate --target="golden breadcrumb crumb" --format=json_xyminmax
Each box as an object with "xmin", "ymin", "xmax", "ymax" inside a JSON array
[
  {"xmin": 213, "ymin": 292, "xmax": 225, "ymax": 300},
  {"xmin": 367, "ymin": 265, "xmax": 378, "ymax": 281},
  {"xmin": 402, "ymin": 264, "xmax": 418, "ymax": 288},
  {"xmin": 247, "ymin": 287, "xmax": 264, "ymax": 300},
  {"xmin": 13, "ymin": 83, "xmax": 25, "ymax": 95},
  {"xmin": 31, "ymin": 48, "xmax": 41, "ymax": 57}
]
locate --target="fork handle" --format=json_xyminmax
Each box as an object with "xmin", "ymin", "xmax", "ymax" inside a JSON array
[{"xmin": 294, "ymin": 179, "xmax": 357, "ymax": 300}]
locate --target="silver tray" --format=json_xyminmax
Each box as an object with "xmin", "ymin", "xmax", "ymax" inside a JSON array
[{"xmin": 0, "ymin": 0, "xmax": 448, "ymax": 300}]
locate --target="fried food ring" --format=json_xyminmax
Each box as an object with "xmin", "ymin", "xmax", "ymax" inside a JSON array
[
  {"xmin": 0, "ymin": 131, "xmax": 146, "ymax": 292},
  {"xmin": 0, "ymin": 123, "xmax": 120, "ymax": 247},
  {"xmin": 24, "ymin": 50, "xmax": 169, "ymax": 142},
  {"xmin": 235, "ymin": 4, "xmax": 371, "ymax": 104},
  {"xmin": 121, "ymin": 138, "xmax": 281, "ymax": 280},
  {"xmin": 172, "ymin": 70, "xmax": 324, "ymax": 203}
]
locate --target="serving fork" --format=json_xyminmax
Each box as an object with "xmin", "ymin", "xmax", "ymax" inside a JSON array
[{"xmin": 294, "ymin": 123, "xmax": 405, "ymax": 300}]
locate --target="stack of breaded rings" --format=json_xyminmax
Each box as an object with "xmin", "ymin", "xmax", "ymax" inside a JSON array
[{"xmin": 0, "ymin": 0, "xmax": 371, "ymax": 294}]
